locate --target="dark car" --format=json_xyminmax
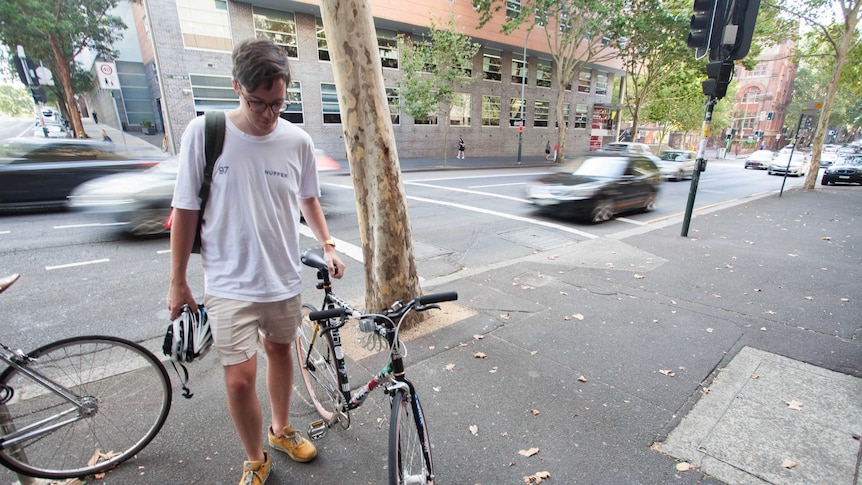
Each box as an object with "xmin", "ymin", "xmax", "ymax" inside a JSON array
[
  {"xmin": 821, "ymin": 156, "xmax": 862, "ymax": 185},
  {"xmin": 525, "ymin": 152, "xmax": 661, "ymax": 223},
  {"xmin": 0, "ymin": 138, "xmax": 164, "ymax": 211}
]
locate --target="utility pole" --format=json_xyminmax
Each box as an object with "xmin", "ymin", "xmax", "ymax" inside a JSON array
[{"xmin": 517, "ymin": 28, "xmax": 532, "ymax": 165}]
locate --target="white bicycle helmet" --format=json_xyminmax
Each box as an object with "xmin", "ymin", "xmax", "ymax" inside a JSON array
[{"xmin": 162, "ymin": 304, "xmax": 212, "ymax": 398}]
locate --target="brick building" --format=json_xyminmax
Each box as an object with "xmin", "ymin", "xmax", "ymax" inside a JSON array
[{"xmin": 111, "ymin": 0, "xmax": 625, "ymax": 159}]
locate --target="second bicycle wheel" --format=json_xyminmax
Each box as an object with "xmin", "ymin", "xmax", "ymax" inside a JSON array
[
  {"xmin": 0, "ymin": 336, "xmax": 171, "ymax": 479},
  {"xmin": 388, "ymin": 388, "xmax": 434, "ymax": 485},
  {"xmin": 295, "ymin": 304, "xmax": 340, "ymax": 421}
]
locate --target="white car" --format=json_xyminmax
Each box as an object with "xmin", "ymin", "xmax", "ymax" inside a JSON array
[
  {"xmin": 656, "ymin": 149, "xmax": 696, "ymax": 180},
  {"xmin": 745, "ymin": 150, "xmax": 775, "ymax": 170},
  {"xmin": 819, "ymin": 151, "xmax": 839, "ymax": 167},
  {"xmin": 768, "ymin": 152, "xmax": 810, "ymax": 176}
]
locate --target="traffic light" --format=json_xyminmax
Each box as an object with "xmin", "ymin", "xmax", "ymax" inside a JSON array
[
  {"xmin": 766, "ymin": 111, "xmax": 774, "ymax": 121},
  {"xmin": 688, "ymin": 0, "xmax": 723, "ymax": 60},
  {"xmin": 728, "ymin": 0, "xmax": 761, "ymax": 61},
  {"xmin": 702, "ymin": 60, "xmax": 733, "ymax": 99},
  {"xmin": 725, "ymin": 133, "xmax": 732, "ymax": 142}
]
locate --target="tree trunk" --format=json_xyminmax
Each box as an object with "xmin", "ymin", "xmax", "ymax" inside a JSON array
[
  {"xmin": 48, "ymin": 36, "xmax": 83, "ymax": 138},
  {"xmin": 554, "ymin": 87, "xmax": 566, "ymax": 163},
  {"xmin": 319, "ymin": 0, "xmax": 423, "ymax": 320}
]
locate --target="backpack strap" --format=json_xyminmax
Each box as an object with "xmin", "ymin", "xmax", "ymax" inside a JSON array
[{"xmin": 199, "ymin": 111, "xmax": 226, "ymax": 211}]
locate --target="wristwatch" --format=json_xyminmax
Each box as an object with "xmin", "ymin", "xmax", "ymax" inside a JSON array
[{"xmin": 323, "ymin": 239, "xmax": 336, "ymax": 248}]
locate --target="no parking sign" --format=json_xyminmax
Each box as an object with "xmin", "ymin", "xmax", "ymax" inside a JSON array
[{"xmin": 95, "ymin": 61, "xmax": 121, "ymax": 90}]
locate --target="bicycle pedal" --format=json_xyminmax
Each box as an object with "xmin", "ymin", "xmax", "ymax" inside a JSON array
[{"xmin": 307, "ymin": 420, "xmax": 327, "ymax": 441}]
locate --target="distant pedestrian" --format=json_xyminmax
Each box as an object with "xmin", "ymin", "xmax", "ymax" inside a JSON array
[
  {"xmin": 100, "ymin": 129, "xmax": 113, "ymax": 144},
  {"xmin": 457, "ymin": 136, "xmax": 465, "ymax": 159},
  {"xmin": 545, "ymin": 141, "xmax": 551, "ymax": 160},
  {"xmin": 92, "ymin": 111, "xmax": 98, "ymax": 124}
]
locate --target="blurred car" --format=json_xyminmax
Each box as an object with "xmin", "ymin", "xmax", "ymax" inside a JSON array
[
  {"xmin": 656, "ymin": 149, "xmax": 696, "ymax": 180},
  {"xmin": 33, "ymin": 120, "xmax": 68, "ymax": 138},
  {"xmin": 525, "ymin": 152, "xmax": 661, "ymax": 223},
  {"xmin": 744, "ymin": 149, "xmax": 775, "ymax": 170},
  {"xmin": 0, "ymin": 138, "xmax": 162, "ymax": 211},
  {"xmin": 599, "ymin": 142, "xmax": 656, "ymax": 158},
  {"xmin": 68, "ymin": 150, "xmax": 341, "ymax": 236},
  {"xmin": 821, "ymin": 156, "xmax": 862, "ymax": 185},
  {"xmin": 818, "ymin": 151, "xmax": 839, "ymax": 167},
  {"xmin": 768, "ymin": 152, "xmax": 810, "ymax": 176}
]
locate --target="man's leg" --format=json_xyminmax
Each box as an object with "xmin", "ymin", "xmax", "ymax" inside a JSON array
[
  {"xmin": 263, "ymin": 339, "xmax": 293, "ymax": 432},
  {"xmin": 224, "ymin": 356, "xmax": 265, "ymax": 462}
]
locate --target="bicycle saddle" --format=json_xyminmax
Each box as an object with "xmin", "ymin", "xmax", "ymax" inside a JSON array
[
  {"xmin": 0, "ymin": 274, "xmax": 20, "ymax": 294},
  {"xmin": 301, "ymin": 249, "xmax": 328, "ymax": 271}
]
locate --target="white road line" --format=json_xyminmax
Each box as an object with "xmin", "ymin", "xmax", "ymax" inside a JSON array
[
  {"xmin": 298, "ymin": 225, "xmax": 365, "ymax": 263},
  {"xmin": 409, "ymin": 172, "xmax": 547, "ymax": 183},
  {"xmin": 407, "ymin": 195, "xmax": 598, "ymax": 239},
  {"xmin": 46, "ymin": 259, "xmax": 110, "ymax": 271},
  {"xmin": 156, "ymin": 249, "xmax": 171, "ymax": 254},
  {"xmin": 615, "ymin": 217, "xmax": 647, "ymax": 226},
  {"xmin": 467, "ymin": 182, "xmax": 525, "ymax": 189},
  {"xmin": 406, "ymin": 181, "xmax": 528, "ymax": 203},
  {"xmin": 53, "ymin": 222, "xmax": 127, "ymax": 229},
  {"xmin": 0, "ymin": 231, "xmax": 10, "ymax": 235}
]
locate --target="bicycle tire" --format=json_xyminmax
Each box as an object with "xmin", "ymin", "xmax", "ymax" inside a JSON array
[
  {"xmin": 388, "ymin": 388, "xmax": 434, "ymax": 485},
  {"xmin": 0, "ymin": 336, "xmax": 171, "ymax": 479},
  {"xmin": 295, "ymin": 304, "xmax": 340, "ymax": 421}
]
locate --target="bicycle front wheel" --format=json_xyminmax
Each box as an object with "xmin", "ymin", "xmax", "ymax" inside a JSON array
[
  {"xmin": 388, "ymin": 388, "xmax": 434, "ymax": 485},
  {"xmin": 295, "ymin": 304, "xmax": 340, "ymax": 421},
  {"xmin": 0, "ymin": 336, "xmax": 171, "ymax": 479}
]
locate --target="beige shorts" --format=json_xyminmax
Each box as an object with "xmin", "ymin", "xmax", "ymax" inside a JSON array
[{"xmin": 203, "ymin": 294, "xmax": 302, "ymax": 366}]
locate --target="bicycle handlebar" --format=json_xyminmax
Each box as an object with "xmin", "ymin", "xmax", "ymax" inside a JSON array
[{"xmin": 307, "ymin": 291, "xmax": 458, "ymax": 323}]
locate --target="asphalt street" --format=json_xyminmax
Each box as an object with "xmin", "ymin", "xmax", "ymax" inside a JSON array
[{"xmin": 6, "ymin": 121, "xmax": 859, "ymax": 485}]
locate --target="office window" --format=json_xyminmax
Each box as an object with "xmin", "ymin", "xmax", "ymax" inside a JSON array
[
  {"xmin": 316, "ymin": 18, "xmax": 329, "ymax": 61},
  {"xmin": 177, "ymin": 0, "xmax": 232, "ymax": 51},
  {"xmin": 574, "ymin": 103, "xmax": 588, "ymax": 129},
  {"xmin": 414, "ymin": 109, "xmax": 438, "ymax": 125},
  {"xmin": 562, "ymin": 103, "xmax": 570, "ymax": 127},
  {"xmin": 483, "ymin": 48, "xmax": 502, "ymax": 81},
  {"xmin": 512, "ymin": 54, "xmax": 528, "ymax": 85},
  {"xmin": 752, "ymin": 63, "xmax": 767, "ymax": 76},
  {"xmin": 509, "ymin": 97, "xmax": 525, "ymax": 126},
  {"xmin": 386, "ymin": 87, "xmax": 400, "ymax": 125},
  {"xmin": 534, "ymin": 100, "xmax": 549, "ymax": 127},
  {"xmin": 190, "ymin": 74, "xmax": 237, "ymax": 115},
  {"xmin": 253, "ymin": 8, "xmax": 297, "ymax": 58},
  {"xmin": 283, "ymin": 81, "xmax": 303, "ymax": 124},
  {"xmin": 596, "ymin": 71, "xmax": 608, "ymax": 96},
  {"xmin": 741, "ymin": 87, "xmax": 761, "ymax": 103},
  {"xmin": 378, "ymin": 28, "xmax": 399, "ymax": 69},
  {"xmin": 578, "ymin": 69, "xmax": 591, "ymax": 93},
  {"xmin": 321, "ymin": 83, "xmax": 340, "ymax": 124},
  {"xmin": 450, "ymin": 93, "xmax": 471, "ymax": 126},
  {"xmin": 506, "ymin": 0, "xmax": 521, "ymax": 19},
  {"xmin": 536, "ymin": 58, "xmax": 552, "ymax": 88},
  {"xmin": 482, "ymin": 95, "xmax": 501, "ymax": 126}
]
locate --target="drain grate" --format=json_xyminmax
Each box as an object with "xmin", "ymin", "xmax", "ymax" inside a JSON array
[{"xmin": 498, "ymin": 227, "xmax": 576, "ymax": 251}]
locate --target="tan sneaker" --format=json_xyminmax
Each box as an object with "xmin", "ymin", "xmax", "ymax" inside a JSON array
[
  {"xmin": 268, "ymin": 425, "xmax": 317, "ymax": 463},
  {"xmin": 239, "ymin": 451, "xmax": 271, "ymax": 485}
]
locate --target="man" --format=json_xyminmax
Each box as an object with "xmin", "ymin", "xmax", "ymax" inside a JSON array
[{"xmin": 166, "ymin": 38, "xmax": 345, "ymax": 485}]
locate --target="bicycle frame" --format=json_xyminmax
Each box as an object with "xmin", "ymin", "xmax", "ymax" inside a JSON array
[{"xmin": 0, "ymin": 346, "xmax": 90, "ymax": 450}]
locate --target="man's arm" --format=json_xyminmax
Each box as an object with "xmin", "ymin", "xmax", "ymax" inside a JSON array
[
  {"xmin": 166, "ymin": 208, "xmax": 200, "ymax": 319},
  {"xmin": 299, "ymin": 197, "xmax": 345, "ymax": 278}
]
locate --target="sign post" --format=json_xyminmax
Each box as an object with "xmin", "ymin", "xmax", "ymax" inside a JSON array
[{"xmin": 95, "ymin": 61, "xmax": 127, "ymax": 149}]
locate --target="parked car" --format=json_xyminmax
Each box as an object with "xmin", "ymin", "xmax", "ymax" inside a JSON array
[
  {"xmin": 768, "ymin": 152, "xmax": 810, "ymax": 176},
  {"xmin": 656, "ymin": 149, "xmax": 696, "ymax": 180},
  {"xmin": 525, "ymin": 152, "xmax": 661, "ymax": 223},
  {"xmin": 819, "ymin": 150, "xmax": 839, "ymax": 167},
  {"xmin": 68, "ymin": 150, "xmax": 341, "ymax": 235},
  {"xmin": 820, "ymin": 156, "xmax": 862, "ymax": 185},
  {"xmin": 33, "ymin": 120, "xmax": 68, "ymax": 138},
  {"xmin": 744, "ymin": 150, "xmax": 775, "ymax": 170},
  {"xmin": 0, "ymin": 138, "xmax": 163, "ymax": 211}
]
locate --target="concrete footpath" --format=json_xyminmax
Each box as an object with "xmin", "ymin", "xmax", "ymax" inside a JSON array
[{"xmin": 82, "ymin": 123, "xmax": 860, "ymax": 485}]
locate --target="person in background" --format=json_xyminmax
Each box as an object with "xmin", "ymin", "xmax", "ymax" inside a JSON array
[
  {"xmin": 166, "ymin": 38, "xmax": 345, "ymax": 485},
  {"xmin": 92, "ymin": 111, "xmax": 98, "ymax": 124},
  {"xmin": 545, "ymin": 140, "xmax": 551, "ymax": 160},
  {"xmin": 457, "ymin": 136, "xmax": 466, "ymax": 159},
  {"xmin": 100, "ymin": 129, "xmax": 113, "ymax": 143}
]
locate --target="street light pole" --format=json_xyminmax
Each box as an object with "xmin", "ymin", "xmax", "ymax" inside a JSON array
[{"xmin": 517, "ymin": 28, "xmax": 532, "ymax": 165}]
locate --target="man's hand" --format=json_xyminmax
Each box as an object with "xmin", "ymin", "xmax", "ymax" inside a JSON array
[{"xmin": 167, "ymin": 282, "xmax": 198, "ymax": 320}]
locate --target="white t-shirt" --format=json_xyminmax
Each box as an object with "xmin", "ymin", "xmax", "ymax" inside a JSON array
[{"xmin": 172, "ymin": 114, "xmax": 321, "ymax": 302}]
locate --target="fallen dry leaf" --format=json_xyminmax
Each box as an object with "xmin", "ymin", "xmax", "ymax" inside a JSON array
[
  {"xmin": 783, "ymin": 400, "xmax": 804, "ymax": 411},
  {"xmin": 572, "ymin": 313, "xmax": 584, "ymax": 320},
  {"xmin": 518, "ymin": 447, "xmax": 540, "ymax": 457},
  {"xmin": 548, "ymin": 255, "xmax": 559, "ymax": 260},
  {"xmin": 531, "ymin": 409, "xmax": 541, "ymax": 416},
  {"xmin": 577, "ymin": 375, "xmax": 588, "ymax": 382},
  {"xmin": 530, "ymin": 350, "xmax": 538, "ymax": 356},
  {"xmin": 751, "ymin": 374, "xmax": 760, "ymax": 379},
  {"xmin": 634, "ymin": 274, "xmax": 645, "ymax": 279},
  {"xmin": 444, "ymin": 363, "xmax": 456, "ymax": 372},
  {"xmin": 804, "ymin": 296, "xmax": 814, "ymax": 300},
  {"xmin": 474, "ymin": 352, "xmax": 488, "ymax": 359},
  {"xmin": 473, "ymin": 334, "xmax": 484, "ymax": 340},
  {"xmin": 706, "ymin": 328, "xmax": 714, "ymax": 333},
  {"xmin": 840, "ymin": 297, "xmax": 850, "ymax": 302},
  {"xmin": 659, "ymin": 369, "xmax": 676, "ymax": 377},
  {"xmin": 782, "ymin": 459, "xmax": 797, "ymax": 469},
  {"xmin": 490, "ymin": 367, "xmax": 498, "ymax": 373},
  {"xmin": 676, "ymin": 462, "xmax": 691, "ymax": 472},
  {"xmin": 501, "ymin": 313, "xmax": 511, "ymax": 320},
  {"xmin": 523, "ymin": 471, "xmax": 551, "ymax": 483},
  {"xmin": 469, "ymin": 425, "xmax": 478, "ymax": 436},
  {"xmin": 820, "ymin": 236, "xmax": 831, "ymax": 241}
]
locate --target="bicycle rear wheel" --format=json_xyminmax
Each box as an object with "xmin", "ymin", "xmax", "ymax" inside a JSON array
[
  {"xmin": 388, "ymin": 388, "xmax": 434, "ymax": 485},
  {"xmin": 295, "ymin": 304, "xmax": 340, "ymax": 421},
  {"xmin": 0, "ymin": 336, "xmax": 171, "ymax": 479}
]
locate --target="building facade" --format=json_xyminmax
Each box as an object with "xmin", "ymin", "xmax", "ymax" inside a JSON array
[
  {"xmin": 129, "ymin": 0, "xmax": 624, "ymax": 159},
  {"xmin": 730, "ymin": 40, "xmax": 796, "ymax": 151}
]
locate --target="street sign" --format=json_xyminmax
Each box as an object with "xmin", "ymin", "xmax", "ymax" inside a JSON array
[
  {"xmin": 802, "ymin": 101, "xmax": 822, "ymax": 112},
  {"xmin": 519, "ymin": 125, "xmax": 524, "ymax": 132},
  {"xmin": 95, "ymin": 61, "xmax": 121, "ymax": 90}
]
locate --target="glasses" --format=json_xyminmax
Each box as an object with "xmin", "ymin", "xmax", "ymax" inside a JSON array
[{"xmin": 240, "ymin": 90, "xmax": 289, "ymax": 114}]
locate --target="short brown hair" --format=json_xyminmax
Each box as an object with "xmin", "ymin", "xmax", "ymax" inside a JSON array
[{"xmin": 232, "ymin": 38, "xmax": 291, "ymax": 92}]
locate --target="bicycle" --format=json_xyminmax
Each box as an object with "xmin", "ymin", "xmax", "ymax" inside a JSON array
[
  {"xmin": 0, "ymin": 274, "xmax": 172, "ymax": 480},
  {"xmin": 160, "ymin": 135, "xmax": 168, "ymax": 153},
  {"xmin": 296, "ymin": 249, "xmax": 457, "ymax": 485}
]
